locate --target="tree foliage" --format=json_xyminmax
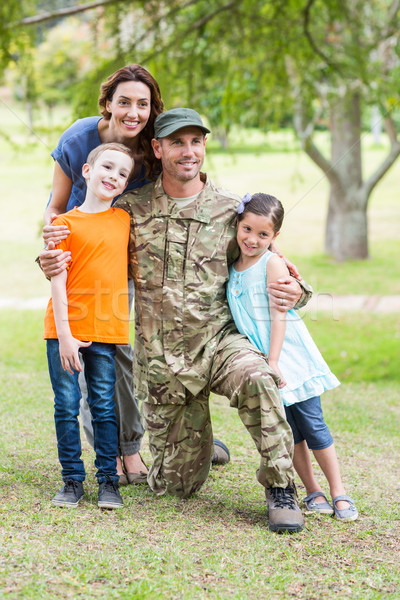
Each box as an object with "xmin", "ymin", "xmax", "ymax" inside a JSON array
[
  {"xmin": 3, "ymin": 0, "xmax": 400, "ymax": 259},
  {"xmin": 128, "ymin": 0, "xmax": 400, "ymax": 260},
  {"xmin": 0, "ymin": 0, "xmax": 36, "ymax": 73},
  {"xmin": 34, "ymin": 18, "xmax": 99, "ymax": 112}
]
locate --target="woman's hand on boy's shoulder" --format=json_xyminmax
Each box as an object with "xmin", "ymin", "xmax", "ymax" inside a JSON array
[
  {"xmin": 39, "ymin": 241, "xmax": 71, "ymax": 278},
  {"xmin": 43, "ymin": 213, "xmax": 70, "ymax": 245},
  {"xmin": 43, "ymin": 224, "xmax": 70, "ymax": 245}
]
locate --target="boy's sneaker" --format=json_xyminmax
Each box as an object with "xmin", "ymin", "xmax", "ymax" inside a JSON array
[
  {"xmin": 265, "ymin": 485, "xmax": 304, "ymax": 533},
  {"xmin": 98, "ymin": 478, "xmax": 124, "ymax": 509},
  {"xmin": 52, "ymin": 479, "xmax": 84, "ymax": 508}
]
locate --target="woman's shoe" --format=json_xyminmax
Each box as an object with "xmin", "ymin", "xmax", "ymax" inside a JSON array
[
  {"xmin": 118, "ymin": 472, "xmax": 129, "ymax": 486},
  {"xmin": 303, "ymin": 491, "xmax": 334, "ymax": 514},
  {"xmin": 126, "ymin": 453, "xmax": 148, "ymax": 485},
  {"xmin": 211, "ymin": 439, "xmax": 230, "ymax": 465},
  {"xmin": 127, "ymin": 471, "xmax": 148, "ymax": 484}
]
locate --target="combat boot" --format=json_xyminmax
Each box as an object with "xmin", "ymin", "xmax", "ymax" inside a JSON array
[{"xmin": 265, "ymin": 485, "xmax": 304, "ymax": 533}]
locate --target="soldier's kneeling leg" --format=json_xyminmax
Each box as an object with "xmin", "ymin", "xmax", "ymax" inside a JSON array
[{"xmin": 142, "ymin": 394, "xmax": 214, "ymax": 498}]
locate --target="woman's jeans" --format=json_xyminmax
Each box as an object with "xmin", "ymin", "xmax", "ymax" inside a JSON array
[{"xmin": 47, "ymin": 339, "xmax": 119, "ymax": 484}]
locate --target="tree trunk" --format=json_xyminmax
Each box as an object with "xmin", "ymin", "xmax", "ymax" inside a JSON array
[
  {"xmin": 214, "ymin": 127, "xmax": 229, "ymax": 149},
  {"xmin": 325, "ymin": 91, "xmax": 369, "ymax": 260},
  {"xmin": 325, "ymin": 192, "xmax": 369, "ymax": 260}
]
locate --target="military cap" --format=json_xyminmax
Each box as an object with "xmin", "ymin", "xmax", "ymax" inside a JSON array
[{"xmin": 154, "ymin": 108, "xmax": 210, "ymax": 138}]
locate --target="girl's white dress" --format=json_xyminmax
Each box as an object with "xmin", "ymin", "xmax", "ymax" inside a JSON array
[{"xmin": 227, "ymin": 250, "xmax": 340, "ymax": 406}]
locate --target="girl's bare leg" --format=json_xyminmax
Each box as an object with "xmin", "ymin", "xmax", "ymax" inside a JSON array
[
  {"xmin": 313, "ymin": 444, "xmax": 349, "ymax": 510},
  {"xmin": 292, "ymin": 440, "xmax": 326, "ymax": 501}
]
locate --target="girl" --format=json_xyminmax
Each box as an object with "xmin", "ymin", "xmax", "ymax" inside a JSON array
[{"xmin": 227, "ymin": 193, "xmax": 358, "ymax": 521}]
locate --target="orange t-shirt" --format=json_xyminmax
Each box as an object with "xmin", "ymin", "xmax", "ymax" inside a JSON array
[{"xmin": 44, "ymin": 207, "xmax": 130, "ymax": 344}]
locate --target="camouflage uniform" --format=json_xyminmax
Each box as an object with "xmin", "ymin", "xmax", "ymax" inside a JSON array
[{"xmin": 116, "ymin": 173, "xmax": 312, "ymax": 498}]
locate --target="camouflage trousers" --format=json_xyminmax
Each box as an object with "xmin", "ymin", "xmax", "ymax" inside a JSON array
[{"xmin": 142, "ymin": 331, "xmax": 295, "ymax": 498}]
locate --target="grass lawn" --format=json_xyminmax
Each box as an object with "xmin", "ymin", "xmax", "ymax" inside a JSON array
[{"xmin": 1, "ymin": 311, "xmax": 400, "ymax": 599}]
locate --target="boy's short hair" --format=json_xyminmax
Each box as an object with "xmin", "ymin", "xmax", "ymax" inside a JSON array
[{"xmin": 86, "ymin": 143, "xmax": 135, "ymax": 180}]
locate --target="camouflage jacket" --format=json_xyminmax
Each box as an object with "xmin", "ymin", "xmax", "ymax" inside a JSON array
[{"xmin": 116, "ymin": 173, "xmax": 312, "ymax": 404}]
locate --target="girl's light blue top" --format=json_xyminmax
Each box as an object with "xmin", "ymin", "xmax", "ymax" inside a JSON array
[{"xmin": 227, "ymin": 250, "xmax": 340, "ymax": 406}]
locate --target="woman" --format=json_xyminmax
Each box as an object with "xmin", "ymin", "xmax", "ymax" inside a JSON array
[{"xmin": 42, "ymin": 64, "xmax": 164, "ymax": 484}]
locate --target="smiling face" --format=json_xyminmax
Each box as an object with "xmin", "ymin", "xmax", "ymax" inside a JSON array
[
  {"xmin": 106, "ymin": 81, "xmax": 151, "ymax": 140},
  {"xmin": 83, "ymin": 149, "xmax": 134, "ymax": 202},
  {"xmin": 236, "ymin": 212, "xmax": 279, "ymax": 266},
  {"xmin": 151, "ymin": 126, "xmax": 206, "ymax": 184}
]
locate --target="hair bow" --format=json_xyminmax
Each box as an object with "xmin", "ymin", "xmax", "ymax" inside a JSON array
[{"xmin": 237, "ymin": 193, "xmax": 252, "ymax": 214}]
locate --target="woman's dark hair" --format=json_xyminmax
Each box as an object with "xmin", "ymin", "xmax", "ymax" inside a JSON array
[
  {"xmin": 237, "ymin": 193, "xmax": 284, "ymax": 234},
  {"xmin": 98, "ymin": 64, "xmax": 164, "ymax": 180}
]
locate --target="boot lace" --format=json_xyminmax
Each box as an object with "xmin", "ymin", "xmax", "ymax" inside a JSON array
[{"xmin": 270, "ymin": 486, "xmax": 296, "ymax": 509}]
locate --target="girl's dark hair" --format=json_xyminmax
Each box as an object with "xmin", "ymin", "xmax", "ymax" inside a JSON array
[
  {"xmin": 237, "ymin": 193, "xmax": 284, "ymax": 233},
  {"xmin": 98, "ymin": 64, "xmax": 164, "ymax": 180}
]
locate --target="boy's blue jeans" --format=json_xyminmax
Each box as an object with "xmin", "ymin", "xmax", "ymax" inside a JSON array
[{"xmin": 47, "ymin": 339, "xmax": 119, "ymax": 484}]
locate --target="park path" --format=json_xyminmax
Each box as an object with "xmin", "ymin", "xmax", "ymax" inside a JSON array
[
  {"xmin": 0, "ymin": 295, "xmax": 400, "ymax": 313},
  {"xmin": 300, "ymin": 294, "xmax": 400, "ymax": 314}
]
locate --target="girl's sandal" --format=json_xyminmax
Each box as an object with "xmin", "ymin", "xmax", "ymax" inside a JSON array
[
  {"xmin": 303, "ymin": 491, "xmax": 334, "ymax": 514},
  {"xmin": 332, "ymin": 495, "xmax": 358, "ymax": 521}
]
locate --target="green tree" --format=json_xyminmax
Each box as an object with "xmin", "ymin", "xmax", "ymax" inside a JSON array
[
  {"xmin": 34, "ymin": 17, "xmax": 97, "ymax": 119},
  {"xmin": 5, "ymin": 0, "xmax": 400, "ymax": 260},
  {"xmin": 0, "ymin": 1, "xmax": 31, "ymax": 69},
  {"xmin": 88, "ymin": 0, "xmax": 400, "ymax": 260},
  {"xmin": 280, "ymin": 0, "xmax": 400, "ymax": 260},
  {"xmin": 153, "ymin": 0, "xmax": 400, "ymax": 261}
]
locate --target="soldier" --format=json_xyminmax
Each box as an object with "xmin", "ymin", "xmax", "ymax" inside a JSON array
[{"xmin": 116, "ymin": 108, "xmax": 312, "ymax": 533}]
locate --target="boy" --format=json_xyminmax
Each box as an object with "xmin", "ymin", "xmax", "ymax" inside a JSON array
[{"xmin": 44, "ymin": 142, "xmax": 134, "ymax": 509}]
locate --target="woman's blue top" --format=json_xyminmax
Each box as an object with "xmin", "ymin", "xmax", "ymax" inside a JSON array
[{"xmin": 50, "ymin": 116, "xmax": 149, "ymax": 211}]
